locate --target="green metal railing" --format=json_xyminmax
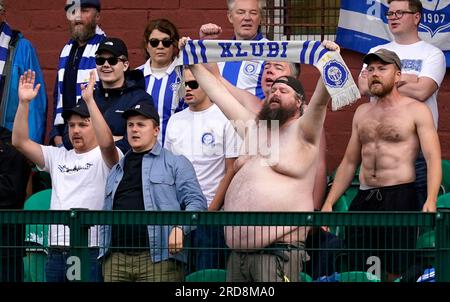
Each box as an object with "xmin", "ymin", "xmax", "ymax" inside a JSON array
[{"xmin": 1, "ymin": 210, "xmax": 449, "ymax": 282}]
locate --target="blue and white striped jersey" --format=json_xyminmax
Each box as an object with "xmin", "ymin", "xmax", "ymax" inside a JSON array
[
  {"xmin": 137, "ymin": 59, "xmax": 185, "ymax": 145},
  {"xmin": 217, "ymin": 32, "xmax": 267, "ymax": 100}
]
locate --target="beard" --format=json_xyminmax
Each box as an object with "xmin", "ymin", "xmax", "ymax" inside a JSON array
[
  {"xmin": 369, "ymin": 78, "xmax": 395, "ymax": 98},
  {"xmin": 257, "ymin": 96, "xmax": 298, "ymax": 128},
  {"xmin": 69, "ymin": 19, "xmax": 97, "ymax": 43}
]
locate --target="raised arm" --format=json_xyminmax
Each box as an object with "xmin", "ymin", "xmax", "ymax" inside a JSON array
[
  {"xmin": 299, "ymin": 41, "xmax": 340, "ymax": 145},
  {"xmin": 414, "ymin": 103, "xmax": 441, "ymax": 212},
  {"xmin": 204, "ymin": 63, "xmax": 262, "ymax": 114},
  {"xmin": 189, "ymin": 64, "xmax": 255, "ymax": 136},
  {"xmin": 12, "ymin": 70, "xmax": 45, "ymax": 168},
  {"xmin": 81, "ymin": 71, "xmax": 119, "ymax": 169}
]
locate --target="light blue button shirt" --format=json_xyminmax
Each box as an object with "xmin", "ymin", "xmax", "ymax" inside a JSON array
[{"xmin": 99, "ymin": 141, "xmax": 207, "ymax": 263}]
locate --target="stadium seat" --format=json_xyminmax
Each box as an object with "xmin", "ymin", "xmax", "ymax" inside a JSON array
[
  {"xmin": 185, "ymin": 269, "xmax": 227, "ymax": 282},
  {"xmin": 440, "ymin": 160, "xmax": 450, "ymax": 195},
  {"xmin": 22, "ymin": 189, "xmax": 51, "ymax": 282},
  {"xmin": 437, "ymin": 193, "xmax": 450, "ymax": 209},
  {"xmin": 338, "ymin": 271, "xmax": 380, "ymax": 282},
  {"xmin": 300, "ymin": 271, "xmax": 313, "ymax": 282}
]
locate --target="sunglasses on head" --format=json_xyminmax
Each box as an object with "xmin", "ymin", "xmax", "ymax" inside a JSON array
[
  {"xmin": 148, "ymin": 38, "xmax": 173, "ymax": 48},
  {"xmin": 185, "ymin": 80, "xmax": 199, "ymax": 90},
  {"xmin": 95, "ymin": 56, "xmax": 124, "ymax": 66}
]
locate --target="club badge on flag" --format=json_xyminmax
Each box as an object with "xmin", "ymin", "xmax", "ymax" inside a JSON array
[{"xmin": 336, "ymin": 0, "xmax": 450, "ymax": 67}]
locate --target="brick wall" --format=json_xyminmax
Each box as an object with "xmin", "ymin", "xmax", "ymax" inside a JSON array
[{"xmin": 4, "ymin": 0, "xmax": 449, "ymax": 172}]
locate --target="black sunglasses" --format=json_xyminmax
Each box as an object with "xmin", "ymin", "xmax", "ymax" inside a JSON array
[
  {"xmin": 185, "ymin": 80, "xmax": 199, "ymax": 90},
  {"xmin": 95, "ymin": 56, "xmax": 124, "ymax": 66},
  {"xmin": 148, "ymin": 38, "xmax": 173, "ymax": 48}
]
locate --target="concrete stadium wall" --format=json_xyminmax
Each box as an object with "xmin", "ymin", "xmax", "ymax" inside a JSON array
[{"xmin": 5, "ymin": 0, "xmax": 449, "ymax": 173}]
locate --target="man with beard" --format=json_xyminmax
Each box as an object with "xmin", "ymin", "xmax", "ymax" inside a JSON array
[
  {"xmin": 13, "ymin": 70, "xmax": 121, "ymax": 282},
  {"xmin": 322, "ymin": 49, "xmax": 441, "ymax": 281},
  {"xmin": 50, "ymin": 0, "xmax": 106, "ymax": 148},
  {"xmin": 358, "ymin": 0, "xmax": 446, "ymax": 210},
  {"xmin": 203, "ymin": 60, "xmax": 327, "ymax": 210},
  {"xmin": 189, "ymin": 40, "xmax": 338, "ymax": 282}
]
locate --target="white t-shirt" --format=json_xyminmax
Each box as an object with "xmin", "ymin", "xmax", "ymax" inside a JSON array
[
  {"xmin": 165, "ymin": 104, "xmax": 240, "ymax": 206},
  {"xmin": 363, "ymin": 41, "xmax": 446, "ymax": 128},
  {"xmin": 39, "ymin": 145, "xmax": 122, "ymax": 247}
]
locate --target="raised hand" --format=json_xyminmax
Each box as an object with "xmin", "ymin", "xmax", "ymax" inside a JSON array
[
  {"xmin": 81, "ymin": 70, "xmax": 97, "ymax": 103},
  {"xmin": 18, "ymin": 70, "xmax": 41, "ymax": 103},
  {"xmin": 322, "ymin": 40, "xmax": 341, "ymax": 52},
  {"xmin": 178, "ymin": 36, "xmax": 191, "ymax": 50},
  {"xmin": 199, "ymin": 23, "xmax": 222, "ymax": 39}
]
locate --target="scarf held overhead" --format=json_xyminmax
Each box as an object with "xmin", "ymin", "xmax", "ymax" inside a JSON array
[{"xmin": 178, "ymin": 40, "xmax": 360, "ymax": 111}]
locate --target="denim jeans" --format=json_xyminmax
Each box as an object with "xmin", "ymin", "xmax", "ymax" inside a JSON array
[{"xmin": 45, "ymin": 248, "xmax": 102, "ymax": 282}]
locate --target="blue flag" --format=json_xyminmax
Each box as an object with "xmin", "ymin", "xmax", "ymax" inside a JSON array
[{"xmin": 336, "ymin": 0, "xmax": 450, "ymax": 67}]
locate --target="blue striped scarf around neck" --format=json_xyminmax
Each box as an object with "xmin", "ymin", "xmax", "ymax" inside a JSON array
[
  {"xmin": 0, "ymin": 22, "xmax": 12, "ymax": 84},
  {"xmin": 178, "ymin": 40, "xmax": 361, "ymax": 110},
  {"xmin": 54, "ymin": 26, "xmax": 106, "ymax": 125}
]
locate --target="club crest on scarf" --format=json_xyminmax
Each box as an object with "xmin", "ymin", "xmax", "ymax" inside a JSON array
[{"xmin": 323, "ymin": 60, "xmax": 348, "ymax": 89}]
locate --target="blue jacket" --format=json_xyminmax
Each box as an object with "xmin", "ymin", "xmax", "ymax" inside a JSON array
[
  {"xmin": 60, "ymin": 69, "xmax": 153, "ymax": 153},
  {"xmin": 0, "ymin": 30, "xmax": 47, "ymax": 143},
  {"xmin": 99, "ymin": 141, "xmax": 207, "ymax": 263}
]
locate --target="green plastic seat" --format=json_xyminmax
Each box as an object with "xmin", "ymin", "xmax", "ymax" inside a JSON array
[
  {"xmin": 300, "ymin": 271, "xmax": 313, "ymax": 282},
  {"xmin": 22, "ymin": 189, "xmax": 51, "ymax": 282},
  {"xmin": 185, "ymin": 269, "xmax": 227, "ymax": 282},
  {"xmin": 437, "ymin": 193, "xmax": 450, "ymax": 208},
  {"xmin": 23, "ymin": 252, "xmax": 47, "ymax": 282},
  {"xmin": 338, "ymin": 271, "xmax": 380, "ymax": 282},
  {"xmin": 416, "ymin": 230, "xmax": 435, "ymax": 249},
  {"xmin": 440, "ymin": 160, "xmax": 450, "ymax": 195},
  {"xmin": 416, "ymin": 230, "xmax": 436, "ymax": 268}
]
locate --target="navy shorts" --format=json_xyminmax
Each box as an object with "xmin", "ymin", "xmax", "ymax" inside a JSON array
[{"xmin": 344, "ymin": 183, "xmax": 420, "ymax": 275}]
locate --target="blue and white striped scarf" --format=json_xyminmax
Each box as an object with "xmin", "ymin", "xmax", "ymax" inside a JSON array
[
  {"xmin": 0, "ymin": 22, "xmax": 12, "ymax": 84},
  {"xmin": 179, "ymin": 40, "xmax": 361, "ymax": 111},
  {"xmin": 54, "ymin": 26, "xmax": 106, "ymax": 125}
]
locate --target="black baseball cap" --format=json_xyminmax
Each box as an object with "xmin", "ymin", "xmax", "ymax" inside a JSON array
[
  {"xmin": 363, "ymin": 48, "xmax": 402, "ymax": 70},
  {"xmin": 122, "ymin": 101, "xmax": 160, "ymax": 125},
  {"xmin": 96, "ymin": 38, "xmax": 129, "ymax": 58},
  {"xmin": 65, "ymin": 0, "xmax": 101, "ymax": 12},
  {"xmin": 272, "ymin": 76, "xmax": 305, "ymax": 98},
  {"xmin": 62, "ymin": 99, "xmax": 90, "ymax": 120}
]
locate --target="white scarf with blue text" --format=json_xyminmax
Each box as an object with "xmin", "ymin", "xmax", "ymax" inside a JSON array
[
  {"xmin": 178, "ymin": 40, "xmax": 361, "ymax": 111},
  {"xmin": 54, "ymin": 26, "xmax": 106, "ymax": 125}
]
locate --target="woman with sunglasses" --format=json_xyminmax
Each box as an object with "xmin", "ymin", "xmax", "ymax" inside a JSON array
[
  {"xmin": 137, "ymin": 18, "xmax": 185, "ymax": 145},
  {"xmin": 60, "ymin": 37, "xmax": 154, "ymax": 154}
]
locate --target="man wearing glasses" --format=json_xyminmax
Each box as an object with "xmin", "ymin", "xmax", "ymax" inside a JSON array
[
  {"xmin": 358, "ymin": 0, "xmax": 446, "ymax": 210},
  {"xmin": 59, "ymin": 38, "xmax": 154, "ymax": 153}
]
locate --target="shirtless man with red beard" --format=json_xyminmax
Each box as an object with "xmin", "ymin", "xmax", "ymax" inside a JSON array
[
  {"xmin": 189, "ymin": 41, "xmax": 339, "ymax": 282},
  {"xmin": 322, "ymin": 49, "xmax": 441, "ymax": 281}
]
